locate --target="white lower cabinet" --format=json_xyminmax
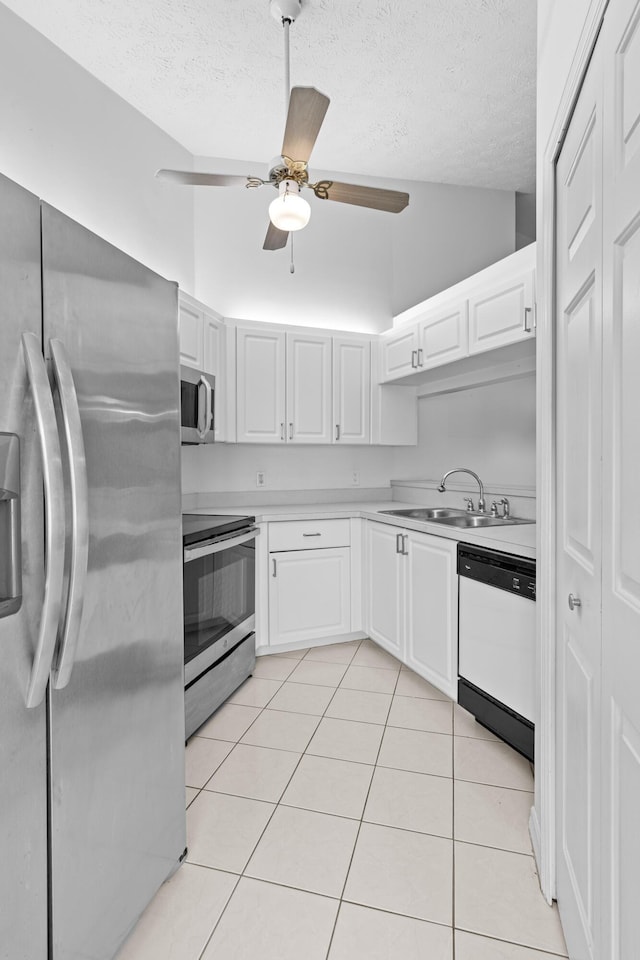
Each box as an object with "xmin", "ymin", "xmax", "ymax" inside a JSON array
[
  {"xmin": 267, "ymin": 520, "xmax": 351, "ymax": 648},
  {"xmin": 365, "ymin": 520, "xmax": 458, "ymax": 698}
]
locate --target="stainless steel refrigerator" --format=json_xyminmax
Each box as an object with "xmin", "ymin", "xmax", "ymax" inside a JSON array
[{"xmin": 0, "ymin": 173, "xmax": 186, "ymax": 960}]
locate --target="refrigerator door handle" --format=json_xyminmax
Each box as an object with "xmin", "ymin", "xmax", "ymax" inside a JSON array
[
  {"xmin": 49, "ymin": 339, "xmax": 89, "ymax": 690},
  {"xmin": 21, "ymin": 333, "xmax": 66, "ymax": 709}
]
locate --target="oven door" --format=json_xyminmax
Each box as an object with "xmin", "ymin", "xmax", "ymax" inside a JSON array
[
  {"xmin": 180, "ymin": 365, "xmax": 215, "ymax": 445},
  {"xmin": 183, "ymin": 526, "xmax": 257, "ymax": 684}
]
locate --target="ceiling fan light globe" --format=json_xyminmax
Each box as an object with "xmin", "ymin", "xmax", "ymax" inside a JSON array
[{"xmin": 268, "ymin": 181, "xmax": 311, "ymax": 232}]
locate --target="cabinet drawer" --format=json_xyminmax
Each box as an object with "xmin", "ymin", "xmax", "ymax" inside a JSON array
[{"xmin": 269, "ymin": 519, "xmax": 351, "ymax": 552}]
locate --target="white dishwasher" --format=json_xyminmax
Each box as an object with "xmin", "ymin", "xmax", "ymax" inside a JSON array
[{"xmin": 457, "ymin": 543, "xmax": 536, "ymax": 761}]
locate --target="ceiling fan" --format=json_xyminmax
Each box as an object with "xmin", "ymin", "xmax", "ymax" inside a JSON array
[{"xmin": 156, "ymin": 0, "xmax": 409, "ymax": 253}]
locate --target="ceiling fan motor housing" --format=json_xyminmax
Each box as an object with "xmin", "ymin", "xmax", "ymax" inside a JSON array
[{"xmin": 270, "ymin": 0, "xmax": 302, "ymax": 24}]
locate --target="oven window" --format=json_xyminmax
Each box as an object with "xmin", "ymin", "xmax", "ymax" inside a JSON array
[
  {"xmin": 183, "ymin": 539, "xmax": 255, "ymax": 665},
  {"xmin": 181, "ymin": 380, "xmax": 199, "ymax": 429}
]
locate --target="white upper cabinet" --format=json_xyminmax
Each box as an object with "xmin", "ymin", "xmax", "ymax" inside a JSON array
[
  {"xmin": 179, "ymin": 292, "xmax": 226, "ymax": 441},
  {"xmin": 417, "ymin": 300, "xmax": 469, "ymax": 369},
  {"xmin": 236, "ymin": 326, "xmax": 286, "ymax": 444},
  {"xmin": 468, "ymin": 258, "xmax": 535, "ymax": 355},
  {"xmin": 286, "ymin": 332, "xmax": 333, "ymax": 443},
  {"xmin": 382, "ymin": 244, "xmax": 537, "ymax": 383},
  {"xmin": 235, "ymin": 323, "xmax": 374, "ymax": 444},
  {"xmin": 379, "ymin": 324, "xmax": 420, "ymax": 382},
  {"xmin": 333, "ymin": 337, "xmax": 371, "ymax": 444},
  {"xmin": 179, "ymin": 298, "xmax": 205, "ymax": 370}
]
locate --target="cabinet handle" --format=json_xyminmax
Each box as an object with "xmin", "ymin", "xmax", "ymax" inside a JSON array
[
  {"xmin": 335, "ymin": 424, "xmax": 340, "ymax": 441},
  {"xmin": 396, "ymin": 532, "xmax": 403, "ymax": 554},
  {"xmin": 411, "ymin": 350, "xmax": 417, "ymax": 368},
  {"xmin": 280, "ymin": 422, "xmax": 285, "ymax": 441},
  {"xmin": 289, "ymin": 422, "xmax": 293, "ymax": 440},
  {"xmin": 523, "ymin": 307, "xmax": 533, "ymax": 333},
  {"xmin": 303, "ymin": 533, "xmax": 321, "ymax": 537},
  {"xmin": 402, "ymin": 534, "xmax": 409, "ymax": 555},
  {"xmin": 272, "ymin": 558, "xmax": 277, "ymax": 577},
  {"xmin": 417, "ymin": 348, "xmax": 423, "ymax": 367}
]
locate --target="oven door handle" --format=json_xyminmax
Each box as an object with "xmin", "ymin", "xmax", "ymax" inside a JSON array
[{"xmin": 184, "ymin": 526, "xmax": 259, "ymax": 562}]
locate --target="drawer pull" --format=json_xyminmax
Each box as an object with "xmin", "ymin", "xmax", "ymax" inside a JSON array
[
  {"xmin": 303, "ymin": 533, "xmax": 322, "ymax": 537},
  {"xmin": 272, "ymin": 558, "xmax": 277, "ymax": 577}
]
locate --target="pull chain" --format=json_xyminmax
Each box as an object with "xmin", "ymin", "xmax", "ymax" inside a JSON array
[{"xmin": 290, "ymin": 234, "xmax": 295, "ymax": 273}]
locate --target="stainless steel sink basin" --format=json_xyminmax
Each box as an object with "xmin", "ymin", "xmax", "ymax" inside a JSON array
[
  {"xmin": 378, "ymin": 508, "xmax": 534, "ymax": 528},
  {"xmin": 379, "ymin": 507, "xmax": 468, "ymax": 520},
  {"xmin": 427, "ymin": 514, "xmax": 535, "ymax": 528}
]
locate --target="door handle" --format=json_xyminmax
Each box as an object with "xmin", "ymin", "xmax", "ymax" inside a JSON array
[
  {"xmin": 22, "ymin": 333, "xmax": 66, "ymax": 709},
  {"xmin": 196, "ymin": 375, "xmax": 211, "ymax": 439},
  {"xmin": 0, "ymin": 433, "xmax": 21, "ymax": 619},
  {"xmin": 402, "ymin": 534, "xmax": 409, "ymax": 555},
  {"xmin": 335, "ymin": 424, "xmax": 340, "ymax": 441},
  {"xmin": 289, "ymin": 422, "xmax": 293, "ymax": 440},
  {"xmin": 272, "ymin": 558, "xmax": 277, "ymax": 577},
  {"xmin": 417, "ymin": 349, "xmax": 423, "ymax": 367},
  {"xmin": 49, "ymin": 339, "xmax": 89, "ymax": 690},
  {"xmin": 411, "ymin": 350, "xmax": 417, "ymax": 368},
  {"xmin": 568, "ymin": 593, "xmax": 582, "ymax": 611},
  {"xmin": 280, "ymin": 422, "xmax": 285, "ymax": 440},
  {"xmin": 396, "ymin": 532, "xmax": 403, "ymax": 554},
  {"xmin": 523, "ymin": 307, "xmax": 533, "ymax": 333}
]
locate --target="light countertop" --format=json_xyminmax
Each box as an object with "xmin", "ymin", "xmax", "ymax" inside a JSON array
[{"xmin": 185, "ymin": 499, "xmax": 536, "ymax": 559}]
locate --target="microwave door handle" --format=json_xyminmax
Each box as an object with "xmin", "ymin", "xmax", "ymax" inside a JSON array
[
  {"xmin": 184, "ymin": 526, "xmax": 259, "ymax": 563},
  {"xmin": 196, "ymin": 376, "xmax": 212, "ymax": 440},
  {"xmin": 21, "ymin": 333, "xmax": 66, "ymax": 709},
  {"xmin": 48, "ymin": 340, "xmax": 89, "ymax": 690}
]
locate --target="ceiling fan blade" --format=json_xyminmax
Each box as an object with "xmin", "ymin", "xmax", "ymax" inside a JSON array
[
  {"xmin": 156, "ymin": 169, "xmax": 251, "ymax": 187},
  {"xmin": 281, "ymin": 87, "xmax": 330, "ymax": 164},
  {"xmin": 263, "ymin": 222, "xmax": 289, "ymax": 251},
  {"xmin": 318, "ymin": 181, "xmax": 409, "ymax": 213}
]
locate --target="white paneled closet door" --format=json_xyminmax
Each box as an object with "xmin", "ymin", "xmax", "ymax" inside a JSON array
[
  {"xmin": 555, "ymin": 39, "xmax": 603, "ymax": 959},
  {"xmin": 555, "ymin": 2, "xmax": 640, "ymax": 956},
  {"xmin": 601, "ymin": 1, "xmax": 640, "ymax": 956}
]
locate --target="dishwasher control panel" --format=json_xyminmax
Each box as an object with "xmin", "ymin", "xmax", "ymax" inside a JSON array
[{"xmin": 458, "ymin": 546, "xmax": 536, "ymax": 601}]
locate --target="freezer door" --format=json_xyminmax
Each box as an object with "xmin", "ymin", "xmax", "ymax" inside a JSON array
[
  {"xmin": 0, "ymin": 174, "xmax": 48, "ymax": 960},
  {"xmin": 41, "ymin": 205, "xmax": 186, "ymax": 960}
]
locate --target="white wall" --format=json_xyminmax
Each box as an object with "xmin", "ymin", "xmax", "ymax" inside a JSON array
[
  {"xmin": 391, "ymin": 182, "xmax": 515, "ymax": 315},
  {"xmin": 193, "ymin": 159, "xmax": 515, "ymax": 334},
  {"xmin": 0, "ymin": 4, "xmax": 195, "ymax": 289},
  {"xmin": 181, "ymin": 442, "xmax": 396, "ymax": 496},
  {"xmin": 393, "ymin": 376, "xmax": 537, "ymax": 490}
]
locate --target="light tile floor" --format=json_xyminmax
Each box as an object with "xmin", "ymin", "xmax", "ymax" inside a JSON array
[{"xmin": 116, "ymin": 638, "xmax": 568, "ymax": 960}]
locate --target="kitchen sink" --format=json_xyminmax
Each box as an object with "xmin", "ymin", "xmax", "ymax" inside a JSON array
[
  {"xmin": 379, "ymin": 507, "xmax": 468, "ymax": 520},
  {"xmin": 378, "ymin": 508, "xmax": 534, "ymax": 527},
  {"xmin": 429, "ymin": 514, "xmax": 535, "ymax": 528}
]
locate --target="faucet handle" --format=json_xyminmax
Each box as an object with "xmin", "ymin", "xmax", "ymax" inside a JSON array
[
  {"xmin": 463, "ymin": 497, "xmax": 475, "ymax": 512},
  {"xmin": 500, "ymin": 497, "xmax": 510, "ymax": 518},
  {"xmin": 490, "ymin": 501, "xmax": 499, "ymax": 517}
]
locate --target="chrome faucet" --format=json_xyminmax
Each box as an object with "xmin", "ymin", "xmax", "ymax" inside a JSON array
[{"xmin": 437, "ymin": 467, "xmax": 486, "ymax": 513}]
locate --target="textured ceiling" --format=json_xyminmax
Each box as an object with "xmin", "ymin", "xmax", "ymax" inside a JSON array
[{"xmin": 3, "ymin": 0, "xmax": 536, "ymax": 191}]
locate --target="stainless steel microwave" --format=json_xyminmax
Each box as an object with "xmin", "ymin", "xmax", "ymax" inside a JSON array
[{"xmin": 180, "ymin": 365, "xmax": 215, "ymax": 444}]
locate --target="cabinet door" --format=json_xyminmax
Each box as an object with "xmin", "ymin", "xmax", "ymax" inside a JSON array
[
  {"xmin": 468, "ymin": 268, "xmax": 535, "ymax": 354},
  {"xmin": 286, "ymin": 332, "xmax": 332, "ymax": 443},
  {"xmin": 380, "ymin": 325, "xmax": 419, "ymax": 381},
  {"xmin": 417, "ymin": 301, "xmax": 469, "ymax": 370},
  {"xmin": 269, "ymin": 548, "xmax": 351, "ymax": 646},
  {"xmin": 179, "ymin": 300, "xmax": 204, "ymax": 369},
  {"xmin": 333, "ymin": 337, "xmax": 370, "ymax": 444},
  {"xmin": 404, "ymin": 531, "xmax": 458, "ymax": 699},
  {"xmin": 236, "ymin": 326, "xmax": 286, "ymax": 443},
  {"xmin": 203, "ymin": 313, "xmax": 225, "ymax": 442},
  {"xmin": 364, "ymin": 521, "xmax": 404, "ymax": 659}
]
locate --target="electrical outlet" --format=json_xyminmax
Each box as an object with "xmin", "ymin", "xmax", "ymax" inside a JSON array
[
  {"xmin": 352, "ymin": 471, "xmax": 360, "ymax": 486},
  {"xmin": 256, "ymin": 471, "xmax": 265, "ymax": 487}
]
